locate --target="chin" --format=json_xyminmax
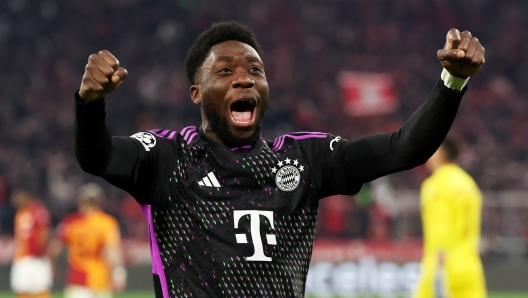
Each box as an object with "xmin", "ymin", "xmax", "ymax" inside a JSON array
[
  {"xmin": 216, "ymin": 123, "xmax": 261, "ymax": 148},
  {"xmin": 203, "ymin": 97, "xmax": 266, "ymax": 148}
]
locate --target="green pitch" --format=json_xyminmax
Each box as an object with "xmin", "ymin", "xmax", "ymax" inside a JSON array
[
  {"xmin": 305, "ymin": 294, "xmax": 527, "ymax": 298},
  {"xmin": 306, "ymin": 295, "xmax": 528, "ymax": 298},
  {"xmin": 489, "ymin": 294, "xmax": 528, "ymax": 298},
  {"xmin": 0, "ymin": 292, "xmax": 526, "ymax": 297},
  {"xmin": 0, "ymin": 292, "xmax": 153, "ymax": 298}
]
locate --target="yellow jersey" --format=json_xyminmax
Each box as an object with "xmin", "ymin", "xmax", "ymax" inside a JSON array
[
  {"xmin": 414, "ymin": 164, "xmax": 486, "ymax": 298},
  {"xmin": 56, "ymin": 211, "xmax": 121, "ymax": 292}
]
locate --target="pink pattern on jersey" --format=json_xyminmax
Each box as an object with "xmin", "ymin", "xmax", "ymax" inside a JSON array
[
  {"xmin": 271, "ymin": 132, "xmax": 327, "ymax": 151},
  {"xmin": 140, "ymin": 205, "xmax": 169, "ymax": 298}
]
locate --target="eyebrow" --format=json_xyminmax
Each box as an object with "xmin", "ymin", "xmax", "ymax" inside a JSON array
[
  {"xmin": 245, "ymin": 56, "xmax": 262, "ymax": 64},
  {"xmin": 215, "ymin": 55, "xmax": 262, "ymax": 64}
]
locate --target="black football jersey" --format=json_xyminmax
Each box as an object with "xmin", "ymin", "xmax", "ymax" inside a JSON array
[
  {"xmin": 127, "ymin": 127, "xmax": 356, "ymax": 297},
  {"xmin": 74, "ymin": 80, "xmax": 464, "ymax": 298}
]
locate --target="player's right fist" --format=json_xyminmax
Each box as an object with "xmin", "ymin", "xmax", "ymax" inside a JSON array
[{"xmin": 79, "ymin": 50, "xmax": 128, "ymax": 103}]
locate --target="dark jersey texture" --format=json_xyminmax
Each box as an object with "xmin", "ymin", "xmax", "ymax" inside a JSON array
[{"xmin": 74, "ymin": 80, "xmax": 465, "ymax": 297}]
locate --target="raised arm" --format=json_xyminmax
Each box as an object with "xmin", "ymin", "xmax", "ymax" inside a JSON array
[
  {"xmin": 341, "ymin": 29, "xmax": 485, "ymax": 185},
  {"xmin": 74, "ymin": 50, "xmax": 138, "ymax": 189}
]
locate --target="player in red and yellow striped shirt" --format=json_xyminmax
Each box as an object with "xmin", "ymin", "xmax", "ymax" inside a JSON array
[
  {"xmin": 48, "ymin": 183, "xmax": 126, "ymax": 298},
  {"xmin": 11, "ymin": 189, "xmax": 52, "ymax": 298}
]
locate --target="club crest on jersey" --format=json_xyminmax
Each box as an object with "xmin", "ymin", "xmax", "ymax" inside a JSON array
[
  {"xmin": 130, "ymin": 132, "xmax": 156, "ymax": 151},
  {"xmin": 272, "ymin": 158, "xmax": 304, "ymax": 192}
]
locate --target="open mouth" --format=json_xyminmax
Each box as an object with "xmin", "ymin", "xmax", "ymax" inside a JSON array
[{"xmin": 230, "ymin": 99, "xmax": 256, "ymax": 126}]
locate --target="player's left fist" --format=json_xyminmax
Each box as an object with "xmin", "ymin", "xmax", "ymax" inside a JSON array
[{"xmin": 437, "ymin": 28, "xmax": 485, "ymax": 79}]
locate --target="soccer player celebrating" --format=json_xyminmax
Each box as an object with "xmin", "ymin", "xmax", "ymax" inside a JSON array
[
  {"xmin": 414, "ymin": 137, "xmax": 486, "ymax": 298},
  {"xmin": 74, "ymin": 21, "xmax": 485, "ymax": 297},
  {"xmin": 10, "ymin": 189, "xmax": 52, "ymax": 298},
  {"xmin": 48, "ymin": 183, "xmax": 126, "ymax": 298}
]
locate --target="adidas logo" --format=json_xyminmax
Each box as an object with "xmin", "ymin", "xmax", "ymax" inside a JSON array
[{"xmin": 197, "ymin": 172, "xmax": 221, "ymax": 187}]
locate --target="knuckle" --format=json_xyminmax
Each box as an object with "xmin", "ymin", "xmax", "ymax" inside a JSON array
[
  {"xmin": 85, "ymin": 62, "xmax": 96, "ymax": 70},
  {"xmin": 98, "ymin": 49, "xmax": 109, "ymax": 55},
  {"xmin": 105, "ymin": 68, "xmax": 115, "ymax": 76},
  {"xmin": 82, "ymin": 74, "xmax": 92, "ymax": 82},
  {"xmin": 109, "ymin": 62, "xmax": 119, "ymax": 70}
]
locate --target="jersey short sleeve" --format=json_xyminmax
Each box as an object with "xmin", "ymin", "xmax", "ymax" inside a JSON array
[
  {"xmin": 297, "ymin": 133, "xmax": 362, "ymax": 198},
  {"xmin": 126, "ymin": 130, "xmax": 178, "ymax": 205},
  {"xmin": 55, "ymin": 214, "xmax": 81, "ymax": 244}
]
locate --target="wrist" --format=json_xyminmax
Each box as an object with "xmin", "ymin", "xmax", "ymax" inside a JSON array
[
  {"xmin": 441, "ymin": 68, "xmax": 469, "ymax": 91},
  {"xmin": 76, "ymin": 90, "xmax": 104, "ymax": 105}
]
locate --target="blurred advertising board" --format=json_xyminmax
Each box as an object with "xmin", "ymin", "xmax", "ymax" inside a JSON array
[
  {"xmin": 306, "ymin": 239, "xmax": 422, "ymax": 297},
  {"xmin": 1, "ymin": 237, "xmax": 423, "ymax": 296}
]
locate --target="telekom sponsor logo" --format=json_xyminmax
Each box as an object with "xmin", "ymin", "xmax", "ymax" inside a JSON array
[{"xmin": 234, "ymin": 210, "xmax": 277, "ymax": 262}]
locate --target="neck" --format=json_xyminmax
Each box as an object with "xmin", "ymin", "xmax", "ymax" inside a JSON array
[
  {"xmin": 201, "ymin": 123, "xmax": 224, "ymax": 145},
  {"xmin": 80, "ymin": 206, "xmax": 99, "ymax": 214},
  {"xmin": 19, "ymin": 200, "xmax": 33, "ymax": 209}
]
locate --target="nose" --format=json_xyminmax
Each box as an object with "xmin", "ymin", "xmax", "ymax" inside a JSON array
[{"xmin": 232, "ymin": 70, "xmax": 255, "ymax": 88}]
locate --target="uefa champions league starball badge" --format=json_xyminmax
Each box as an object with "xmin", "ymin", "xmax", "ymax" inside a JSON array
[
  {"xmin": 272, "ymin": 158, "xmax": 304, "ymax": 191},
  {"xmin": 130, "ymin": 132, "xmax": 157, "ymax": 151}
]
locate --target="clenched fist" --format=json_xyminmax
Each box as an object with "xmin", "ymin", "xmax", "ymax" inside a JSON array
[
  {"xmin": 79, "ymin": 50, "xmax": 128, "ymax": 103},
  {"xmin": 437, "ymin": 29, "xmax": 485, "ymax": 79}
]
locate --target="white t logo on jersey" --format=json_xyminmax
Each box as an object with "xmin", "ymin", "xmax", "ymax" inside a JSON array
[{"xmin": 234, "ymin": 210, "xmax": 277, "ymax": 262}]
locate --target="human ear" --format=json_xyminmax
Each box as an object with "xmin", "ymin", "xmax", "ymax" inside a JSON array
[{"xmin": 190, "ymin": 85, "xmax": 201, "ymax": 105}]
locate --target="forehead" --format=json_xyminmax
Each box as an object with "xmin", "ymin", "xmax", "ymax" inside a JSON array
[{"xmin": 205, "ymin": 40, "xmax": 262, "ymax": 65}]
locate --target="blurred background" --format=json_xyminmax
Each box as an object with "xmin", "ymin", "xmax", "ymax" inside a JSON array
[{"xmin": 0, "ymin": 0, "xmax": 527, "ymax": 296}]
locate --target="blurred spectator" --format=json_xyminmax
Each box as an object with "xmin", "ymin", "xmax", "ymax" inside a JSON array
[{"xmin": 0, "ymin": 175, "xmax": 15, "ymax": 235}]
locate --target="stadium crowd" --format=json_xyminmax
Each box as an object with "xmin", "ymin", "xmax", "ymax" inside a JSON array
[{"xmin": 0, "ymin": 0, "xmax": 527, "ymax": 257}]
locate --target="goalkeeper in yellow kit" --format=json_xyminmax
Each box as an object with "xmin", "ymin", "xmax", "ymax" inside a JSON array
[{"xmin": 414, "ymin": 137, "xmax": 487, "ymax": 298}]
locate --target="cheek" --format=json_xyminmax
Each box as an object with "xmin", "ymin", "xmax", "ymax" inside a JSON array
[
  {"xmin": 202, "ymin": 89, "xmax": 223, "ymax": 109},
  {"xmin": 206, "ymin": 82, "xmax": 229, "ymax": 105},
  {"xmin": 258, "ymin": 82, "xmax": 270, "ymax": 101}
]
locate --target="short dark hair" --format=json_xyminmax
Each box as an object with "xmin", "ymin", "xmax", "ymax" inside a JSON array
[
  {"xmin": 441, "ymin": 136, "xmax": 460, "ymax": 162},
  {"xmin": 184, "ymin": 20, "xmax": 264, "ymax": 85}
]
